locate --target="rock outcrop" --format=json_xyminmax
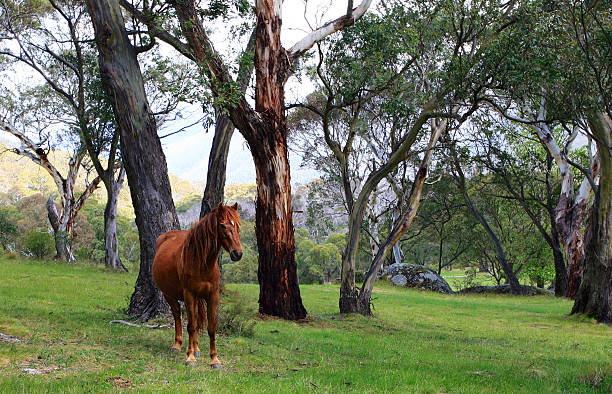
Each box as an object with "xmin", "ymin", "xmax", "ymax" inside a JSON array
[{"xmin": 381, "ymin": 263, "xmax": 454, "ymax": 294}]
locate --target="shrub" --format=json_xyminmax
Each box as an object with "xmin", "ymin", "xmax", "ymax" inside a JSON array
[
  {"xmin": 217, "ymin": 291, "xmax": 256, "ymax": 337},
  {"xmin": 0, "ymin": 207, "xmax": 17, "ymax": 251},
  {"xmin": 24, "ymin": 230, "xmax": 54, "ymax": 259}
]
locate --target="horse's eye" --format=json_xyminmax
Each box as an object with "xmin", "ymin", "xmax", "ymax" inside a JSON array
[{"xmin": 220, "ymin": 223, "xmax": 227, "ymax": 230}]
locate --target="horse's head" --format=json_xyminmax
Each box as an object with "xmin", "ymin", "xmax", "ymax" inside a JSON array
[{"xmin": 217, "ymin": 203, "xmax": 243, "ymax": 261}]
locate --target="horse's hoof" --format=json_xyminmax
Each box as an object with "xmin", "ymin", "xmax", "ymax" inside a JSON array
[
  {"xmin": 194, "ymin": 351, "xmax": 201, "ymax": 357},
  {"xmin": 186, "ymin": 361, "xmax": 197, "ymax": 367},
  {"xmin": 170, "ymin": 348, "xmax": 179, "ymax": 353},
  {"xmin": 211, "ymin": 364, "xmax": 223, "ymax": 370}
]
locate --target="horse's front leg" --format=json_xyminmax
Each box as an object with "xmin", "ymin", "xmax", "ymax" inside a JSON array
[
  {"xmin": 183, "ymin": 290, "xmax": 199, "ymax": 365},
  {"xmin": 205, "ymin": 291, "xmax": 221, "ymax": 368}
]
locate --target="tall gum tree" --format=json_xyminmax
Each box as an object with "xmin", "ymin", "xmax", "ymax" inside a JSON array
[
  {"xmin": 568, "ymin": 1, "xmax": 612, "ymax": 323},
  {"xmin": 86, "ymin": 0, "xmax": 180, "ymax": 320},
  {"xmin": 572, "ymin": 112, "xmax": 612, "ymax": 322},
  {"xmin": 123, "ymin": 0, "xmax": 373, "ymax": 320}
]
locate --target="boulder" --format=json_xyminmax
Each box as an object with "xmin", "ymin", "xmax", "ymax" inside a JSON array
[{"xmin": 381, "ymin": 263, "xmax": 454, "ymax": 294}]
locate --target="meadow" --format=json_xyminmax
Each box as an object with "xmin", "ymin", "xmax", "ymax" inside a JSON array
[{"xmin": 0, "ymin": 258, "xmax": 610, "ymax": 393}]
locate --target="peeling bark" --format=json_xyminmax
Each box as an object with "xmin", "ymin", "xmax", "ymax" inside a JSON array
[
  {"xmin": 104, "ymin": 167, "xmax": 127, "ymax": 272},
  {"xmin": 572, "ymin": 112, "xmax": 612, "ymax": 323},
  {"xmin": 522, "ymin": 102, "xmax": 596, "ymax": 298}
]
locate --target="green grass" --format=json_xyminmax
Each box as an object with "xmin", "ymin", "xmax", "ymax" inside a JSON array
[
  {"xmin": 0, "ymin": 258, "xmax": 610, "ymax": 393},
  {"xmin": 440, "ymin": 268, "xmax": 500, "ymax": 291}
]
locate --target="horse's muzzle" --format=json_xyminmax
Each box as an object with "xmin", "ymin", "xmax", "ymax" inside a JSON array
[{"xmin": 230, "ymin": 250, "xmax": 243, "ymax": 261}]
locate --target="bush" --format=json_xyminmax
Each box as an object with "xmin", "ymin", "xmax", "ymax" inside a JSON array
[
  {"xmin": 217, "ymin": 291, "xmax": 256, "ymax": 337},
  {"xmin": 24, "ymin": 230, "xmax": 54, "ymax": 259}
]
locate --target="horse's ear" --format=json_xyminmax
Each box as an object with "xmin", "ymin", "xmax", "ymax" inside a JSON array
[{"xmin": 232, "ymin": 202, "xmax": 239, "ymax": 211}]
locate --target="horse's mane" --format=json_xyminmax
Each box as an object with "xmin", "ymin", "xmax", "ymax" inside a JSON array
[{"xmin": 182, "ymin": 205, "xmax": 240, "ymax": 269}]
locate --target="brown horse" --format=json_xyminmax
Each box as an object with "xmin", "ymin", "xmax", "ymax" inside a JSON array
[{"xmin": 152, "ymin": 203, "xmax": 242, "ymax": 367}]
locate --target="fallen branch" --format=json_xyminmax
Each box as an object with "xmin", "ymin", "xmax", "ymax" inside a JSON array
[
  {"xmin": 0, "ymin": 332, "xmax": 23, "ymax": 342},
  {"xmin": 109, "ymin": 320, "xmax": 171, "ymax": 329}
]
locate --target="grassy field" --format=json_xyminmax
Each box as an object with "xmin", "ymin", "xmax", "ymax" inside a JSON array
[{"xmin": 0, "ymin": 258, "xmax": 610, "ymax": 393}]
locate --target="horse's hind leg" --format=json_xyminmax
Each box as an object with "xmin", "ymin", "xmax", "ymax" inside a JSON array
[
  {"xmin": 194, "ymin": 298, "xmax": 206, "ymax": 357},
  {"xmin": 183, "ymin": 290, "xmax": 199, "ymax": 365},
  {"xmin": 166, "ymin": 296, "xmax": 182, "ymax": 353},
  {"xmin": 205, "ymin": 291, "xmax": 221, "ymax": 368}
]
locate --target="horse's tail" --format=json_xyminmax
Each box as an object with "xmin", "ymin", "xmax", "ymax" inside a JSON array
[{"xmin": 197, "ymin": 298, "xmax": 207, "ymax": 332}]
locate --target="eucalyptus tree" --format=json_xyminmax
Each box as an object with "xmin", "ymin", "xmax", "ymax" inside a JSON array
[
  {"xmin": 481, "ymin": 0, "xmax": 610, "ymax": 316},
  {"xmin": 0, "ymin": 0, "xmax": 103, "ymax": 262},
  {"xmin": 85, "ymin": 0, "xmax": 183, "ymax": 319},
  {"xmin": 293, "ymin": 0, "xmax": 528, "ymax": 312},
  {"xmin": 479, "ymin": 0, "xmax": 606, "ymax": 299},
  {"xmin": 487, "ymin": 99, "xmax": 597, "ymax": 297},
  {"xmin": 121, "ymin": 0, "xmax": 375, "ymax": 320},
  {"xmin": 566, "ymin": 0, "xmax": 612, "ymax": 323}
]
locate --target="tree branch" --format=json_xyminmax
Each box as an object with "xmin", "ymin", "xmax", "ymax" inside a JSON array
[{"xmin": 288, "ymin": 0, "xmax": 373, "ymax": 61}]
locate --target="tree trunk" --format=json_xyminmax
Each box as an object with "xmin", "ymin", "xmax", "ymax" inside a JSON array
[
  {"xmin": 437, "ymin": 234, "xmax": 444, "ymax": 275},
  {"xmin": 531, "ymin": 109, "xmax": 595, "ymax": 298},
  {"xmin": 339, "ymin": 206, "xmax": 365, "ymax": 313},
  {"xmin": 572, "ymin": 112, "xmax": 612, "ymax": 323},
  {"xmin": 253, "ymin": 141, "xmax": 306, "ymax": 319},
  {"xmin": 356, "ymin": 119, "xmax": 445, "ymax": 315},
  {"xmin": 451, "ymin": 144, "xmax": 522, "ymax": 294},
  {"xmin": 46, "ymin": 197, "xmax": 75, "ymax": 262},
  {"xmin": 199, "ymin": 112, "xmax": 233, "ymax": 217},
  {"xmin": 104, "ymin": 167, "xmax": 127, "ymax": 271},
  {"xmin": 245, "ymin": 0, "xmax": 306, "ymax": 320},
  {"xmin": 564, "ymin": 198, "xmax": 589, "ymax": 298},
  {"xmin": 550, "ymin": 226, "xmax": 567, "ymax": 296},
  {"xmin": 391, "ymin": 207, "xmax": 405, "ymax": 265},
  {"xmin": 86, "ymin": 0, "xmax": 179, "ymax": 320},
  {"xmin": 338, "ymin": 108, "xmax": 438, "ymax": 313}
]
